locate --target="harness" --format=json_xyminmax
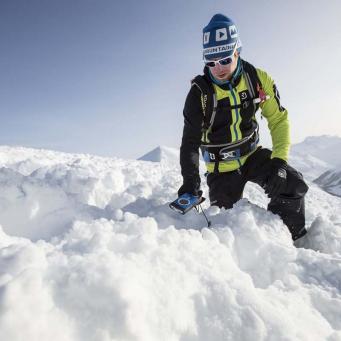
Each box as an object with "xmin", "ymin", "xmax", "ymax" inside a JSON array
[{"xmin": 191, "ymin": 61, "xmax": 268, "ymax": 173}]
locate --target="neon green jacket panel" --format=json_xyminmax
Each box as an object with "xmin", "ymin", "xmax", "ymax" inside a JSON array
[{"xmin": 257, "ymin": 68, "xmax": 290, "ymax": 162}]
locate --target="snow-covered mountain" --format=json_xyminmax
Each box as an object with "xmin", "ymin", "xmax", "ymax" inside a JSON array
[
  {"xmin": 289, "ymin": 135, "xmax": 341, "ymax": 180},
  {"xmin": 0, "ymin": 143, "xmax": 341, "ymax": 341},
  {"xmin": 291, "ymin": 135, "xmax": 341, "ymax": 167},
  {"xmin": 137, "ymin": 136, "xmax": 341, "ymax": 181},
  {"xmin": 314, "ymin": 169, "xmax": 341, "ymax": 197},
  {"xmin": 138, "ymin": 145, "xmax": 179, "ymax": 163},
  {"xmin": 289, "ymin": 135, "xmax": 341, "ymax": 196}
]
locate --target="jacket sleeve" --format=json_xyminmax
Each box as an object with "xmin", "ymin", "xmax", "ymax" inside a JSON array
[
  {"xmin": 180, "ymin": 84, "xmax": 204, "ymax": 185},
  {"xmin": 257, "ymin": 69, "xmax": 291, "ymax": 162}
]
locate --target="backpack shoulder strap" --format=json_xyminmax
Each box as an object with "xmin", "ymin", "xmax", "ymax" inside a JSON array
[
  {"xmin": 191, "ymin": 75, "xmax": 212, "ymax": 125},
  {"xmin": 191, "ymin": 75, "xmax": 217, "ymax": 142},
  {"xmin": 242, "ymin": 60, "xmax": 261, "ymax": 100}
]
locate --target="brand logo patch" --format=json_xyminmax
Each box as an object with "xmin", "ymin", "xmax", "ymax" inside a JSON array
[
  {"xmin": 209, "ymin": 153, "xmax": 216, "ymax": 160},
  {"xmin": 203, "ymin": 32, "xmax": 210, "ymax": 44},
  {"xmin": 229, "ymin": 25, "xmax": 238, "ymax": 38},
  {"xmin": 239, "ymin": 91, "xmax": 248, "ymax": 101},
  {"xmin": 178, "ymin": 198, "xmax": 190, "ymax": 206},
  {"xmin": 219, "ymin": 148, "xmax": 240, "ymax": 160},
  {"xmin": 278, "ymin": 168, "xmax": 287, "ymax": 179},
  {"xmin": 203, "ymin": 42, "xmax": 235, "ymax": 56},
  {"xmin": 216, "ymin": 28, "xmax": 227, "ymax": 41}
]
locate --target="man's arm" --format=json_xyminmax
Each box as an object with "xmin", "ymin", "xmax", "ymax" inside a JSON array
[
  {"xmin": 257, "ymin": 69, "xmax": 290, "ymax": 162},
  {"xmin": 179, "ymin": 85, "xmax": 204, "ymax": 195}
]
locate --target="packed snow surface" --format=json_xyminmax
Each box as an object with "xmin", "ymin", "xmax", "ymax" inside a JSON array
[{"xmin": 0, "ymin": 144, "xmax": 341, "ymax": 341}]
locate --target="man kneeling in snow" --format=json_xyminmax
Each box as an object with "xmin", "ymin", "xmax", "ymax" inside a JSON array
[{"xmin": 178, "ymin": 14, "xmax": 308, "ymax": 241}]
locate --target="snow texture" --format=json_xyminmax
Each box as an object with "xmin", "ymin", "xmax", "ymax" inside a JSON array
[{"xmin": 0, "ymin": 142, "xmax": 341, "ymax": 341}]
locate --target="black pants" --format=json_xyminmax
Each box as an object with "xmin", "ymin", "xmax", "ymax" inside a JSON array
[{"xmin": 207, "ymin": 148, "xmax": 309, "ymax": 240}]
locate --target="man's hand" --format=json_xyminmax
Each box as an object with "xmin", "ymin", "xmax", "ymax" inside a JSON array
[
  {"xmin": 265, "ymin": 158, "xmax": 287, "ymax": 198},
  {"xmin": 178, "ymin": 177, "xmax": 202, "ymax": 197}
]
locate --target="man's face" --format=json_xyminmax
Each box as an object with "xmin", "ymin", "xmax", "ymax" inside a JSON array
[{"xmin": 208, "ymin": 50, "xmax": 239, "ymax": 81}]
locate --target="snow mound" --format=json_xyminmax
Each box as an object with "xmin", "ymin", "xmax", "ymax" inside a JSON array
[{"xmin": 1, "ymin": 145, "xmax": 341, "ymax": 341}]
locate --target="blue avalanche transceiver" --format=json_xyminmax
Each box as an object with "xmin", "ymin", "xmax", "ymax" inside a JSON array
[{"xmin": 169, "ymin": 193, "xmax": 205, "ymax": 215}]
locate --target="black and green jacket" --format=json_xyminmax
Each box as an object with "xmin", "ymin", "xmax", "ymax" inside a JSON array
[{"xmin": 180, "ymin": 59, "xmax": 290, "ymax": 183}]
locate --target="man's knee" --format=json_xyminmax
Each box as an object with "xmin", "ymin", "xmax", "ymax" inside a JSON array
[
  {"xmin": 268, "ymin": 196, "xmax": 307, "ymax": 240},
  {"xmin": 286, "ymin": 166, "xmax": 309, "ymax": 197},
  {"xmin": 207, "ymin": 171, "xmax": 244, "ymax": 209},
  {"xmin": 210, "ymin": 195, "xmax": 236, "ymax": 209},
  {"xmin": 265, "ymin": 163, "xmax": 308, "ymax": 240}
]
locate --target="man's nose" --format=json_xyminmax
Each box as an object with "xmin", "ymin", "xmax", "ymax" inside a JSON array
[{"xmin": 214, "ymin": 63, "xmax": 224, "ymax": 71}]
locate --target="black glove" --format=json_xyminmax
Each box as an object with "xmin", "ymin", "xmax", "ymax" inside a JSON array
[
  {"xmin": 265, "ymin": 158, "xmax": 287, "ymax": 198},
  {"xmin": 178, "ymin": 177, "xmax": 202, "ymax": 197}
]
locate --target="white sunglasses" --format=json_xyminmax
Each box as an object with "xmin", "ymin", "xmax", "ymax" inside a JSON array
[{"xmin": 204, "ymin": 41, "xmax": 238, "ymax": 67}]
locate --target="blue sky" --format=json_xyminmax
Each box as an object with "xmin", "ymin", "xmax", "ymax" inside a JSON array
[{"xmin": 1, "ymin": 0, "xmax": 341, "ymax": 159}]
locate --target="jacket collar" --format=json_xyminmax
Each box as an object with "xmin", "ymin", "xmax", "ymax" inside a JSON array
[{"xmin": 203, "ymin": 58, "xmax": 244, "ymax": 90}]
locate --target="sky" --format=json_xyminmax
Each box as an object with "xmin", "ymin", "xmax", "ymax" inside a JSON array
[{"xmin": 1, "ymin": 0, "xmax": 341, "ymax": 159}]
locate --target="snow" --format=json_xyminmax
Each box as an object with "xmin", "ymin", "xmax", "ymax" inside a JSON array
[{"xmin": 0, "ymin": 143, "xmax": 341, "ymax": 341}]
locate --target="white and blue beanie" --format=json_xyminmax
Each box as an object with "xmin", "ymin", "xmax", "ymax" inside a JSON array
[{"xmin": 203, "ymin": 14, "xmax": 242, "ymax": 60}]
